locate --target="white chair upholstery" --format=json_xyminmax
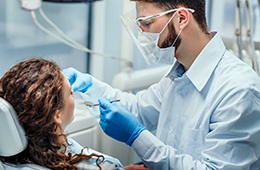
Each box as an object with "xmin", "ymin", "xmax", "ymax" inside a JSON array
[
  {"xmin": 0, "ymin": 97, "xmax": 48, "ymax": 169},
  {"xmin": 0, "ymin": 97, "xmax": 27, "ymax": 157}
]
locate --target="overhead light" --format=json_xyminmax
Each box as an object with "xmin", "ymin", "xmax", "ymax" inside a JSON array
[
  {"xmin": 42, "ymin": 0, "xmax": 102, "ymax": 3},
  {"xmin": 19, "ymin": 0, "xmax": 42, "ymax": 10}
]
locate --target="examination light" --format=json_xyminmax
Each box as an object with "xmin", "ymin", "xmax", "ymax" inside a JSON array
[
  {"xmin": 19, "ymin": 0, "xmax": 101, "ymax": 11},
  {"xmin": 42, "ymin": 0, "xmax": 101, "ymax": 2},
  {"xmin": 19, "ymin": 0, "xmax": 42, "ymax": 10}
]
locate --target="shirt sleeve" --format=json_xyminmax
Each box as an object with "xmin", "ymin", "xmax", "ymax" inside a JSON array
[
  {"xmin": 86, "ymin": 75, "xmax": 170, "ymax": 132},
  {"xmin": 132, "ymin": 87, "xmax": 260, "ymax": 170}
]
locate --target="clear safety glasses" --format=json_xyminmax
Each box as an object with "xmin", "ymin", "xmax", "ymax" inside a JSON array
[
  {"xmin": 120, "ymin": 8, "xmax": 195, "ymax": 64},
  {"xmin": 120, "ymin": 8, "xmax": 195, "ymax": 40},
  {"xmin": 135, "ymin": 8, "xmax": 195, "ymax": 32}
]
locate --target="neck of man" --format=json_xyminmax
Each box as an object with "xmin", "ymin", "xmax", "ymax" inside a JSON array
[{"xmin": 175, "ymin": 25, "xmax": 212, "ymax": 71}]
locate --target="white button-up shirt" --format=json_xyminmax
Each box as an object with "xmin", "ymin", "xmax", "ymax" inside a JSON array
[{"xmin": 87, "ymin": 32, "xmax": 260, "ymax": 169}]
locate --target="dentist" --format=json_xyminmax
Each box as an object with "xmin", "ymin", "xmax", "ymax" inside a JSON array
[{"xmin": 63, "ymin": 0, "xmax": 260, "ymax": 169}]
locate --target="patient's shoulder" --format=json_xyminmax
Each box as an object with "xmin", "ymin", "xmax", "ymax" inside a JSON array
[
  {"xmin": 1, "ymin": 162, "xmax": 50, "ymax": 170},
  {"xmin": 66, "ymin": 137, "xmax": 84, "ymax": 154}
]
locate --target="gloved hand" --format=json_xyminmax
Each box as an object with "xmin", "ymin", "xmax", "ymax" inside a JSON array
[
  {"xmin": 98, "ymin": 98, "xmax": 146, "ymax": 146},
  {"xmin": 62, "ymin": 67, "xmax": 92, "ymax": 92}
]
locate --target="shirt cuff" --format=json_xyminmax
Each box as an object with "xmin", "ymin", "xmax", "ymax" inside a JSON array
[{"xmin": 131, "ymin": 130, "xmax": 164, "ymax": 158}]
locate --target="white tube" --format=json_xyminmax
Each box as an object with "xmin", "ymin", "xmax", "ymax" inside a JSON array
[{"xmin": 112, "ymin": 65, "xmax": 171, "ymax": 91}]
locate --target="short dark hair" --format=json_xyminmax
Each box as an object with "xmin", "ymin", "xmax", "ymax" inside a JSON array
[{"xmin": 131, "ymin": 0, "xmax": 209, "ymax": 34}]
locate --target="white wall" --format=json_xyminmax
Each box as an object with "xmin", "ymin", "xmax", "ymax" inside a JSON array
[
  {"xmin": 0, "ymin": 1, "xmax": 89, "ymax": 76},
  {"xmin": 90, "ymin": 0, "xmax": 137, "ymax": 166}
]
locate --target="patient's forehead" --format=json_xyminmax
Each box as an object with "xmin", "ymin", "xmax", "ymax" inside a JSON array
[{"xmin": 61, "ymin": 72, "xmax": 71, "ymax": 92}]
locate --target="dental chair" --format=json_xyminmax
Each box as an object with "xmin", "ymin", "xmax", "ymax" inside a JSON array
[{"xmin": 0, "ymin": 97, "xmax": 49, "ymax": 170}]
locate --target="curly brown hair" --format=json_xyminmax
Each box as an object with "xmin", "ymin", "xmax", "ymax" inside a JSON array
[{"xmin": 0, "ymin": 58, "xmax": 103, "ymax": 169}]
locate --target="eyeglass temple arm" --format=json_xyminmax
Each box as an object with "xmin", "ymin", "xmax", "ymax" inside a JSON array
[{"xmin": 136, "ymin": 8, "xmax": 194, "ymax": 22}]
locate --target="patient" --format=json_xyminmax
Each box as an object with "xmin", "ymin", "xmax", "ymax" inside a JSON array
[{"xmin": 0, "ymin": 58, "xmax": 123, "ymax": 170}]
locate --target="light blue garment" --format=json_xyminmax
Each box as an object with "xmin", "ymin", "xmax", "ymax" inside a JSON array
[
  {"xmin": 85, "ymin": 32, "xmax": 260, "ymax": 169},
  {"xmin": 0, "ymin": 137, "xmax": 123, "ymax": 170},
  {"xmin": 0, "ymin": 162, "xmax": 49, "ymax": 170},
  {"xmin": 66, "ymin": 137, "xmax": 124, "ymax": 170}
]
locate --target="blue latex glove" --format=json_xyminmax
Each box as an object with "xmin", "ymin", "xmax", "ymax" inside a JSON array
[
  {"xmin": 98, "ymin": 98, "xmax": 146, "ymax": 146},
  {"xmin": 63, "ymin": 67, "xmax": 92, "ymax": 92}
]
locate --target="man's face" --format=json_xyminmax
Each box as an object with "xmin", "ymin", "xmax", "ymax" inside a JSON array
[{"xmin": 136, "ymin": 2, "xmax": 181, "ymax": 48}]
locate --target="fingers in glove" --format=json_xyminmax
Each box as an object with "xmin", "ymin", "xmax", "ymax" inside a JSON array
[{"xmin": 62, "ymin": 67, "xmax": 76, "ymax": 85}]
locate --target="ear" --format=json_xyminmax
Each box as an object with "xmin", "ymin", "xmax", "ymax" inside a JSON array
[
  {"xmin": 177, "ymin": 8, "xmax": 191, "ymax": 30},
  {"xmin": 54, "ymin": 111, "xmax": 63, "ymax": 125}
]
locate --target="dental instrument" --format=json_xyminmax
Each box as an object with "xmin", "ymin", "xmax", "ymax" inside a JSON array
[{"xmin": 84, "ymin": 99, "xmax": 120, "ymax": 107}]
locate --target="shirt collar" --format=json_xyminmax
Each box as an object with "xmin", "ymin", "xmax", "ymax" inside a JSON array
[{"xmin": 167, "ymin": 32, "xmax": 226, "ymax": 92}]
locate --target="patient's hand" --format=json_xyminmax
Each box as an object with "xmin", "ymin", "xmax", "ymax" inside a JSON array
[{"xmin": 124, "ymin": 163, "xmax": 148, "ymax": 170}]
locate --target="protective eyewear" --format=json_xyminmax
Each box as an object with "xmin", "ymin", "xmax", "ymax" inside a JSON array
[
  {"xmin": 120, "ymin": 8, "xmax": 195, "ymax": 64},
  {"xmin": 135, "ymin": 8, "xmax": 195, "ymax": 30}
]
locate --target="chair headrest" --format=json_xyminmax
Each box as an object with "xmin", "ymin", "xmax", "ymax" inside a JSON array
[{"xmin": 0, "ymin": 97, "xmax": 28, "ymax": 157}]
